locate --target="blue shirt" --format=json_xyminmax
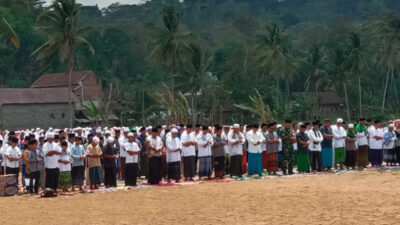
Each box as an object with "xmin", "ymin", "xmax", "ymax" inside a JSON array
[
  {"xmin": 71, "ymin": 144, "xmax": 86, "ymax": 167},
  {"xmin": 320, "ymin": 126, "xmax": 333, "ymax": 148}
]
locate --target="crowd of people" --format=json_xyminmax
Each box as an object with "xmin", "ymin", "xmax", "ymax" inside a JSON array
[{"xmin": 0, "ymin": 117, "xmax": 399, "ymax": 195}]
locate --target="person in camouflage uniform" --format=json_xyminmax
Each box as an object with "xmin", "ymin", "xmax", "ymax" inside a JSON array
[{"xmin": 281, "ymin": 119, "xmax": 296, "ymax": 175}]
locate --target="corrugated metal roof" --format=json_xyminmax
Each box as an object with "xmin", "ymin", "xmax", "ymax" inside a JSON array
[{"xmin": 0, "ymin": 88, "xmax": 79, "ymax": 104}]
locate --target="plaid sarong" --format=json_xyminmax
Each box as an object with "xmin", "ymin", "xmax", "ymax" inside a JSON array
[
  {"xmin": 198, "ymin": 156, "xmax": 212, "ymax": 178},
  {"xmin": 266, "ymin": 152, "xmax": 279, "ymax": 172}
]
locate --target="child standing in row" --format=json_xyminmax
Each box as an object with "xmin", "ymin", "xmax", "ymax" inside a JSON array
[
  {"xmin": 28, "ymin": 140, "xmax": 42, "ymax": 194},
  {"xmin": 71, "ymin": 137, "xmax": 85, "ymax": 191},
  {"xmin": 58, "ymin": 141, "xmax": 72, "ymax": 192}
]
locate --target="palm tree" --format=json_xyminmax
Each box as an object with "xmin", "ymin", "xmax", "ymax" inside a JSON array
[
  {"xmin": 300, "ymin": 45, "xmax": 328, "ymax": 119},
  {"xmin": 148, "ymin": 6, "xmax": 192, "ymax": 88},
  {"xmin": 153, "ymin": 85, "xmax": 189, "ymax": 124},
  {"xmin": 256, "ymin": 23, "xmax": 294, "ymax": 108},
  {"xmin": 234, "ymin": 89, "xmax": 276, "ymax": 123},
  {"xmin": 83, "ymin": 100, "xmax": 104, "ymax": 126},
  {"xmin": 32, "ymin": 0, "xmax": 94, "ymax": 128},
  {"xmin": 364, "ymin": 13, "xmax": 400, "ymax": 113},
  {"xmin": 343, "ymin": 32, "xmax": 368, "ymax": 118},
  {"xmin": 376, "ymin": 14, "xmax": 400, "ymax": 113},
  {"xmin": 175, "ymin": 43, "xmax": 215, "ymax": 123},
  {"xmin": 331, "ymin": 45, "xmax": 351, "ymax": 121},
  {"xmin": 0, "ymin": 17, "xmax": 20, "ymax": 48}
]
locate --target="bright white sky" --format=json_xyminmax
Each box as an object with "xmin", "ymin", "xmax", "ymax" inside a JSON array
[{"xmin": 45, "ymin": 0, "xmax": 146, "ymax": 8}]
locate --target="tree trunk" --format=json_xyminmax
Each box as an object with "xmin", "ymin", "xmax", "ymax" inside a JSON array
[
  {"xmin": 391, "ymin": 67, "xmax": 398, "ymax": 106},
  {"xmin": 67, "ymin": 51, "xmax": 73, "ymax": 128},
  {"xmin": 358, "ymin": 73, "xmax": 362, "ymax": 118},
  {"xmin": 343, "ymin": 83, "xmax": 350, "ymax": 122},
  {"xmin": 381, "ymin": 67, "xmax": 391, "ymax": 113},
  {"xmin": 276, "ymin": 79, "xmax": 279, "ymax": 108},
  {"xmin": 315, "ymin": 81, "xmax": 319, "ymax": 120},
  {"xmin": 142, "ymin": 89, "xmax": 145, "ymax": 126}
]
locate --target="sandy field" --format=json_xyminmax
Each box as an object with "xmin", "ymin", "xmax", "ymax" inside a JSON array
[{"xmin": 1, "ymin": 170, "xmax": 400, "ymax": 225}]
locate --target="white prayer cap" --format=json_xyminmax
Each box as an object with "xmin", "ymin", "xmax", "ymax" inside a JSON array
[
  {"xmin": 107, "ymin": 137, "xmax": 115, "ymax": 143},
  {"xmin": 337, "ymin": 118, "xmax": 343, "ymax": 123},
  {"xmin": 348, "ymin": 124, "xmax": 354, "ymax": 129},
  {"xmin": 49, "ymin": 127, "xmax": 53, "ymax": 130},
  {"xmin": 233, "ymin": 124, "xmax": 240, "ymax": 128},
  {"xmin": 105, "ymin": 130, "xmax": 111, "ymax": 134},
  {"xmin": 93, "ymin": 137, "xmax": 100, "ymax": 144},
  {"xmin": 171, "ymin": 128, "xmax": 178, "ymax": 133},
  {"xmin": 277, "ymin": 124, "xmax": 283, "ymax": 129},
  {"xmin": 47, "ymin": 132, "xmax": 55, "ymax": 139},
  {"xmin": 162, "ymin": 125, "xmax": 167, "ymax": 129},
  {"xmin": 36, "ymin": 127, "xmax": 41, "ymax": 131},
  {"xmin": 123, "ymin": 127, "xmax": 130, "ymax": 132},
  {"xmin": 389, "ymin": 124, "xmax": 395, "ymax": 128},
  {"xmin": 75, "ymin": 127, "xmax": 82, "ymax": 130},
  {"xmin": 146, "ymin": 126, "xmax": 153, "ymax": 130},
  {"xmin": 127, "ymin": 132, "xmax": 134, "ymax": 137},
  {"xmin": 95, "ymin": 128, "xmax": 102, "ymax": 133},
  {"xmin": 114, "ymin": 127, "xmax": 121, "ymax": 131},
  {"xmin": 104, "ymin": 127, "xmax": 108, "ymax": 130}
]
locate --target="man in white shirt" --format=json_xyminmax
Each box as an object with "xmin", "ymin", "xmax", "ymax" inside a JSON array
[
  {"xmin": 246, "ymin": 124, "xmax": 265, "ymax": 177},
  {"xmin": 124, "ymin": 133, "xmax": 140, "ymax": 186},
  {"xmin": 369, "ymin": 120, "xmax": 384, "ymax": 167},
  {"xmin": 43, "ymin": 133, "xmax": 61, "ymax": 190},
  {"xmin": 355, "ymin": 118, "xmax": 369, "ymax": 168},
  {"xmin": 119, "ymin": 127, "xmax": 129, "ymax": 179},
  {"xmin": 260, "ymin": 124, "xmax": 268, "ymax": 171},
  {"xmin": 196, "ymin": 126, "xmax": 214, "ymax": 179},
  {"xmin": 4, "ymin": 137, "xmax": 21, "ymax": 183},
  {"xmin": 181, "ymin": 125, "xmax": 197, "ymax": 181},
  {"xmin": 146, "ymin": 128, "xmax": 164, "ymax": 184},
  {"xmin": 332, "ymin": 118, "xmax": 347, "ymax": 170},
  {"xmin": 228, "ymin": 124, "xmax": 245, "ymax": 178},
  {"xmin": 308, "ymin": 121, "xmax": 323, "ymax": 172},
  {"xmin": 166, "ymin": 128, "xmax": 182, "ymax": 182}
]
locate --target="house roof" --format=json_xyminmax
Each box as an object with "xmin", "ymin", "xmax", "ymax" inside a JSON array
[
  {"xmin": 0, "ymin": 88, "xmax": 79, "ymax": 104},
  {"xmin": 31, "ymin": 70, "xmax": 99, "ymax": 88},
  {"xmin": 319, "ymin": 91, "xmax": 343, "ymax": 105}
]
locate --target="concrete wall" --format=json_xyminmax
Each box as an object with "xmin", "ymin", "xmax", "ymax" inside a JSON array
[{"xmin": 0, "ymin": 103, "xmax": 73, "ymax": 130}]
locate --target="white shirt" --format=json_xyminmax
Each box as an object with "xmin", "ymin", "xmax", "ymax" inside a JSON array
[
  {"xmin": 166, "ymin": 136, "xmax": 182, "ymax": 163},
  {"xmin": 246, "ymin": 130, "xmax": 265, "ymax": 154},
  {"xmin": 196, "ymin": 133, "xmax": 213, "ymax": 157},
  {"xmin": 369, "ymin": 127, "xmax": 384, "ymax": 149},
  {"xmin": 181, "ymin": 131, "xmax": 197, "ymax": 157},
  {"xmin": 228, "ymin": 131, "xmax": 245, "ymax": 156},
  {"xmin": 119, "ymin": 135, "xmax": 128, "ymax": 157},
  {"xmin": 332, "ymin": 125, "xmax": 347, "ymax": 148},
  {"xmin": 124, "ymin": 141, "xmax": 140, "ymax": 164},
  {"xmin": 261, "ymin": 131, "xmax": 267, "ymax": 151},
  {"xmin": 43, "ymin": 141, "xmax": 61, "ymax": 169},
  {"xmin": 222, "ymin": 131, "xmax": 230, "ymax": 154},
  {"xmin": 5, "ymin": 146, "xmax": 21, "ymax": 168},
  {"xmin": 356, "ymin": 128, "xmax": 368, "ymax": 146},
  {"xmin": 58, "ymin": 150, "xmax": 72, "ymax": 172},
  {"xmin": 308, "ymin": 129, "xmax": 323, "ymax": 151}
]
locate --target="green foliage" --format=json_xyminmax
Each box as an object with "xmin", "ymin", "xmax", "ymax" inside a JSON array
[
  {"xmin": 3, "ymin": 0, "xmax": 400, "ymax": 123},
  {"xmin": 234, "ymin": 89, "xmax": 276, "ymax": 123}
]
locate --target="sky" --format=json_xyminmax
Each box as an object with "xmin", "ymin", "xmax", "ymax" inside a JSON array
[{"xmin": 45, "ymin": 0, "xmax": 146, "ymax": 8}]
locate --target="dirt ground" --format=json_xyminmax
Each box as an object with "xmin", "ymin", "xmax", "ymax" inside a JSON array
[{"xmin": 1, "ymin": 170, "xmax": 400, "ymax": 225}]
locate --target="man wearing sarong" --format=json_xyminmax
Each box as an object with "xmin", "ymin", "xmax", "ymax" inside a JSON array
[
  {"xmin": 166, "ymin": 128, "xmax": 182, "ymax": 183},
  {"xmin": 355, "ymin": 118, "xmax": 369, "ymax": 168},
  {"xmin": 296, "ymin": 124, "xmax": 310, "ymax": 173},
  {"xmin": 197, "ymin": 126, "xmax": 214, "ymax": 179},
  {"xmin": 369, "ymin": 120, "xmax": 384, "ymax": 167},
  {"xmin": 146, "ymin": 128, "xmax": 164, "ymax": 184},
  {"xmin": 181, "ymin": 125, "xmax": 197, "ymax": 181},
  {"xmin": 265, "ymin": 123, "xmax": 279, "ymax": 175},
  {"xmin": 246, "ymin": 124, "xmax": 265, "ymax": 177},
  {"xmin": 332, "ymin": 118, "xmax": 347, "ymax": 170},
  {"xmin": 228, "ymin": 124, "xmax": 245, "ymax": 178},
  {"xmin": 212, "ymin": 127, "xmax": 225, "ymax": 178}
]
